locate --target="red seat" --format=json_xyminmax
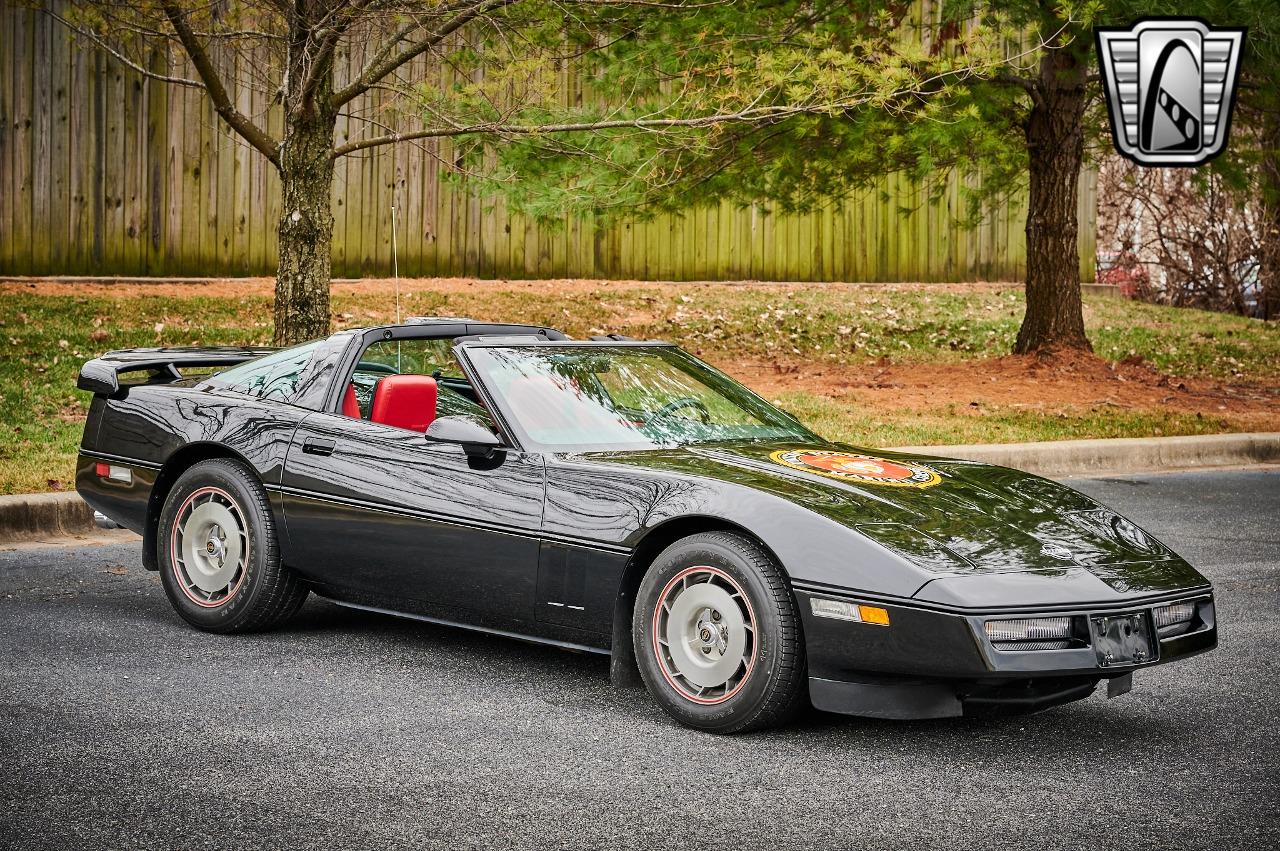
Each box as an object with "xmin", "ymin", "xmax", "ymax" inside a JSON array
[
  {"xmin": 370, "ymin": 375, "xmax": 438, "ymax": 432},
  {"xmin": 341, "ymin": 384, "xmax": 361, "ymax": 418}
]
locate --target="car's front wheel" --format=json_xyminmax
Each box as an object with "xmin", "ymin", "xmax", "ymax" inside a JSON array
[
  {"xmin": 633, "ymin": 531, "xmax": 806, "ymax": 733},
  {"xmin": 157, "ymin": 458, "xmax": 307, "ymax": 633}
]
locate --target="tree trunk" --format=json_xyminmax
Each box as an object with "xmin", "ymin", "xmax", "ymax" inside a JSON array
[
  {"xmin": 1014, "ymin": 45, "xmax": 1091, "ymax": 354},
  {"xmin": 274, "ymin": 115, "xmax": 336, "ymax": 346},
  {"xmin": 272, "ymin": 24, "xmax": 338, "ymax": 347}
]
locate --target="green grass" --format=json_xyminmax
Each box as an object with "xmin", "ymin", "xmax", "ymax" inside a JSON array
[
  {"xmin": 777, "ymin": 393, "xmax": 1241, "ymax": 448},
  {"xmin": 1, "ymin": 283, "xmax": 1276, "ymax": 494},
  {"xmin": 1086, "ymin": 297, "xmax": 1277, "ymax": 379}
]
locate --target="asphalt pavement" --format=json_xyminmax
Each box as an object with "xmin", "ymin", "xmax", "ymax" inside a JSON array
[{"xmin": 1, "ymin": 468, "xmax": 1277, "ymax": 850}]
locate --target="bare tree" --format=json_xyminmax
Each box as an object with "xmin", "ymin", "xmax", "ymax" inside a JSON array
[
  {"xmin": 51, "ymin": 0, "xmax": 571, "ymax": 343},
  {"xmin": 1251, "ymin": 98, "xmax": 1280, "ymax": 321},
  {"xmin": 1098, "ymin": 155, "xmax": 1262, "ymax": 316}
]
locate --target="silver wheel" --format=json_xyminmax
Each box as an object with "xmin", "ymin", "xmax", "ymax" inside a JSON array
[
  {"xmin": 652, "ymin": 565, "xmax": 757, "ymax": 705},
  {"xmin": 170, "ymin": 486, "xmax": 249, "ymax": 608}
]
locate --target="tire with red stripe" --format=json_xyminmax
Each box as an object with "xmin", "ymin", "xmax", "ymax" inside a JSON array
[
  {"xmin": 633, "ymin": 531, "xmax": 806, "ymax": 733},
  {"xmin": 157, "ymin": 458, "xmax": 308, "ymax": 633}
]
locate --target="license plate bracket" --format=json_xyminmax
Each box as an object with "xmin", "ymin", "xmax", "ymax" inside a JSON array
[{"xmin": 1092, "ymin": 612, "xmax": 1155, "ymax": 667}]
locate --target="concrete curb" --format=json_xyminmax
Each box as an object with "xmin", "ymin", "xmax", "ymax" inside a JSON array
[
  {"xmin": 890, "ymin": 432, "xmax": 1280, "ymax": 479},
  {"xmin": 2, "ymin": 433, "xmax": 1278, "ymax": 543},
  {"xmin": 0, "ymin": 492, "xmax": 98, "ymax": 542}
]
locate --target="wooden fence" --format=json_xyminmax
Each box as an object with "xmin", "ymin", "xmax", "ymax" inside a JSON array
[{"xmin": 0, "ymin": 2, "xmax": 1096, "ymax": 281}]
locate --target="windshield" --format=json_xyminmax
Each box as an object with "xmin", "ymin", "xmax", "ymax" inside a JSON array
[{"xmin": 466, "ymin": 345, "xmax": 817, "ymax": 450}]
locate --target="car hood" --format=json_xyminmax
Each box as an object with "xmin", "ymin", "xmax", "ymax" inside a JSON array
[{"xmin": 569, "ymin": 440, "xmax": 1207, "ymax": 596}]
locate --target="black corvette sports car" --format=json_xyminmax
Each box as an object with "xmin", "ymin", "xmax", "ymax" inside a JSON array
[{"xmin": 77, "ymin": 318, "xmax": 1216, "ymax": 733}]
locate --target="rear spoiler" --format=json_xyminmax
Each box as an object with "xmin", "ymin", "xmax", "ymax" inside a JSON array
[{"xmin": 77, "ymin": 346, "xmax": 277, "ymax": 396}]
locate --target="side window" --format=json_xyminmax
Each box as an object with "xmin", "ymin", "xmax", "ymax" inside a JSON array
[
  {"xmin": 211, "ymin": 341, "xmax": 321, "ymax": 403},
  {"xmin": 359, "ymin": 338, "xmax": 463, "ymax": 378},
  {"xmin": 348, "ymin": 338, "xmax": 493, "ymax": 427}
]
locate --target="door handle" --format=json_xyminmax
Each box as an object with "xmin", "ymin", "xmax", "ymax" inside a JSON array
[{"xmin": 302, "ymin": 438, "xmax": 336, "ymax": 457}]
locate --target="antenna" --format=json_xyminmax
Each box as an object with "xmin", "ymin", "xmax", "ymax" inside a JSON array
[
  {"xmin": 392, "ymin": 172, "xmax": 402, "ymax": 373},
  {"xmin": 391, "ymin": 194, "xmax": 402, "ymax": 325}
]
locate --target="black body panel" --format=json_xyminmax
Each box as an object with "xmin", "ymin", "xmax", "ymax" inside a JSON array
[{"xmin": 279, "ymin": 410, "xmax": 547, "ymax": 627}]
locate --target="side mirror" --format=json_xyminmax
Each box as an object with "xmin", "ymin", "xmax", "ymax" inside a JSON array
[{"xmin": 424, "ymin": 416, "xmax": 504, "ymax": 459}]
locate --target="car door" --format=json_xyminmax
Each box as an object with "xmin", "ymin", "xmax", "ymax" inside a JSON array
[{"xmin": 279, "ymin": 407, "xmax": 546, "ymax": 628}]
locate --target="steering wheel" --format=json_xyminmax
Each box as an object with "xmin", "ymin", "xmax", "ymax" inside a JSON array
[
  {"xmin": 648, "ymin": 397, "xmax": 712, "ymax": 425},
  {"xmin": 355, "ymin": 360, "xmax": 399, "ymax": 376}
]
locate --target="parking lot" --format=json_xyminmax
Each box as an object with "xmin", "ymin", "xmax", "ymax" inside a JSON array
[{"xmin": 2, "ymin": 468, "xmax": 1277, "ymax": 850}]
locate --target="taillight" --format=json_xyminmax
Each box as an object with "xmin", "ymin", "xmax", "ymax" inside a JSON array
[{"xmin": 95, "ymin": 463, "xmax": 132, "ymax": 484}]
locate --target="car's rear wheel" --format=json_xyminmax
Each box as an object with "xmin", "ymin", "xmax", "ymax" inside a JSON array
[
  {"xmin": 633, "ymin": 531, "xmax": 806, "ymax": 733},
  {"xmin": 157, "ymin": 458, "xmax": 307, "ymax": 633}
]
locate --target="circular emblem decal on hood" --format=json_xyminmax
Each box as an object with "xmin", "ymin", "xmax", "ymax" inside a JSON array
[{"xmin": 769, "ymin": 449, "xmax": 942, "ymax": 489}]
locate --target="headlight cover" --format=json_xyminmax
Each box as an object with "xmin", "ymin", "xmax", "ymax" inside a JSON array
[
  {"xmin": 1068, "ymin": 508, "xmax": 1164, "ymax": 555},
  {"xmin": 1111, "ymin": 515, "xmax": 1156, "ymax": 553}
]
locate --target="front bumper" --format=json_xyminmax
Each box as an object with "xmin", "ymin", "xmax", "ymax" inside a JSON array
[{"xmin": 795, "ymin": 586, "xmax": 1217, "ymax": 719}]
